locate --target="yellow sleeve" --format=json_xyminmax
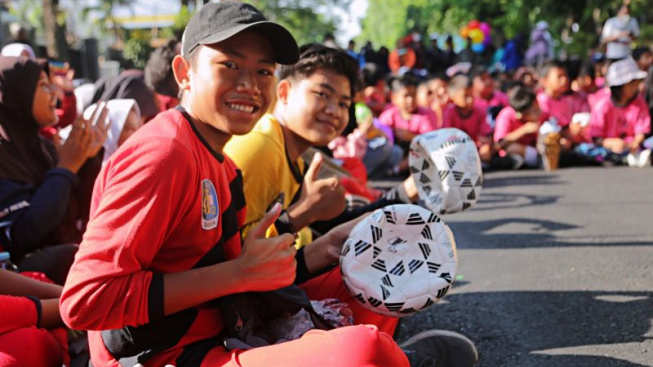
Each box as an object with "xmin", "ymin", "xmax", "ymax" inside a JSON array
[{"xmin": 225, "ymin": 131, "xmax": 284, "ymax": 240}]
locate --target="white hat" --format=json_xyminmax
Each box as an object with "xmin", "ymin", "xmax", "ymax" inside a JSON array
[{"xmin": 606, "ymin": 58, "xmax": 648, "ymax": 87}]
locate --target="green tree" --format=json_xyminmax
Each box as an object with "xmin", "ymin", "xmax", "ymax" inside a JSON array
[
  {"xmin": 246, "ymin": 0, "xmax": 347, "ymax": 45},
  {"xmin": 360, "ymin": 0, "xmax": 653, "ymax": 57}
]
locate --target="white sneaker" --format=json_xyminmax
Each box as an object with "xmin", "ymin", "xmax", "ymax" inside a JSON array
[
  {"xmin": 627, "ymin": 152, "xmax": 638, "ymax": 167},
  {"xmin": 638, "ymin": 149, "xmax": 651, "ymax": 167},
  {"xmin": 628, "ymin": 150, "xmax": 652, "ymax": 168}
]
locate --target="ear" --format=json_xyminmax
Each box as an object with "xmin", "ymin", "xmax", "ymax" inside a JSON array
[
  {"xmin": 515, "ymin": 111, "xmax": 523, "ymax": 119},
  {"xmin": 277, "ymin": 79, "xmax": 291, "ymax": 105},
  {"xmin": 172, "ymin": 55, "xmax": 191, "ymax": 93}
]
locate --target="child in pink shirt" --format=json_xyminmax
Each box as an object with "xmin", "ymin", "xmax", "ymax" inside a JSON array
[
  {"xmin": 417, "ymin": 74, "xmax": 450, "ymax": 126},
  {"xmin": 442, "ymin": 75, "xmax": 493, "ymax": 163},
  {"xmin": 471, "ymin": 67, "xmax": 509, "ymax": 116},
  {"xmin": 494, "ymin": 84, "xmax": 542, "ymax": 168},
  {"xmin": 379, "ymin": 74, "xmax": 439, "ymax": 148},
  {"xmin": 537, "ymin": 60, "xmax": 589, "ymax": 147},
  {"xmin": 589, "ymin": 58, "xmax": 651, "ymax": 167}
]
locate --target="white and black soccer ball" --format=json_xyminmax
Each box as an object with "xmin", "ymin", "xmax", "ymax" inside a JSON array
[
  {"xmin": 409, "ymin": 128, "xmax": 483, "ymax": 214},
  {"xmin": 340, "ymin": 204, "xmax": 458, "ymax": 318}
]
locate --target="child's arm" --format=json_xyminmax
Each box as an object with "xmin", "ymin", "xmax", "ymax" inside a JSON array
[
  {"xmin": 629, "ymin": 133, "xmax": 646, "ymax": 153},
  {"xmin": 498, "ymin": 122, "xmax": 539, "ymax": 149}
]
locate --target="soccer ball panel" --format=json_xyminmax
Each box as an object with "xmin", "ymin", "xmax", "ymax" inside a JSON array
[
  {"xmin": 340, "ymin": 204, "xmax": 459, "ymax": 318},
  {"xmin": 409, "ymin": 128, "xmax": 483, "ymax": 214}
]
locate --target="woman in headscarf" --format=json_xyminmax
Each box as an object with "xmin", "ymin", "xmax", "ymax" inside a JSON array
[
  {"xmin": 61, "ymin": 99, "xmax": 142, "ymax": 166},
  {"xmin": 92, "ymin": 74, "xmax": 160, "ymax": 124},
  {"xmin": 0, "ymin": 56, "xmax": 108, "ymax": 284}
]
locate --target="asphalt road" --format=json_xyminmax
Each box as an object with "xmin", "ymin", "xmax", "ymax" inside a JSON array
[{"xmin": 393, "ymin": 167, "xmax": 653, "ymax": 367}]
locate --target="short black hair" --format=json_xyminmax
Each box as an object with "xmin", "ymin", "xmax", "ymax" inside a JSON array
[
  {"xmin": 278, "ymin": 43, "xmax": 360, "ymax": 97},
  {"xmin": 145, "ymin": 39, "xmax": 179, "ymax": 98},
  {"xmin": 577, "ymin": 61, "xmax": 595, "ymax": 80},
  {"xmin": 447, "ymin": 74, "xmax": 472, "ymax": 94},
  {"xmin": 508, "ymin": 83, "xmax": 537, "ymax": 113},
  {"xmin": 632, "ymin": 46, "xmax": 652, "ymax": 61},
  {"xmin": 470, "ymin": 65, "xmax": 488, "ymax": 80},
  {"xmin": 388, "ymin": 74, "xmax": 419, "ymax": 93},
  {"xmin": 419, "ymin": 73, "xmax": 449, "ymax": 87},
  {"xmin": 538, "ymin": 59, "xmax": 566, "ymax": 78}
]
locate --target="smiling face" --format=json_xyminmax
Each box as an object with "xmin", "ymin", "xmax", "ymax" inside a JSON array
[
  {"xmin": 176, "ymin": 31, "xmax": 276, "ymax": 138},
  {"xmin": 32, "ymin": 71, "xmax": 58, "ymax": 128},
  {"xmin": 277, "ymin": 68, "xmax": 351, "ymax": 146}
]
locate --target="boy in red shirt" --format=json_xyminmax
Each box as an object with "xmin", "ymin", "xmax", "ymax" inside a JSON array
[
  {"xmin": 59, "ymin": 3, "xmax": 411, "ymax": 366},
  {"xmin": 471, "ymin": 66, "xmax": 509, "ymax": 115}
]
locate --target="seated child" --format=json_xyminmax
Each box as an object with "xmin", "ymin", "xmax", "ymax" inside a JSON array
[
  {"xmin": 471, "ymin": 66, "xmax": 509, "ymax": 115},
  {"xmin": 573, "ymin": 62, "xmax": 607, "ymax": 111},
  {"xmin": 589, "ymin": 58, "xmax": 651, "ymax": 167},
  {"xmin": 379, "ymin": 74, "xmax": 439, "ymax": 171},
  {"xmin": 417, "ymin": 74, "xmax": 450, "ymax": 124},
  {"xmin": 536, "ymin": 60, "xmax": 590, "ymax": 149},
  {"xmin": 494, "ymin": 84, "xmax": 543, "ymax": 168},
  {"xmin": 442, "ymin": 75, "xmax": 493, "ymax": 163}
]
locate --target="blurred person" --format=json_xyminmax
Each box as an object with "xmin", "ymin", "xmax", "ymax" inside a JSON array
[
  {"xmin": 525, "ymin": 21, "xmax": 554, "ymax": 66},
  {"xmin": 494, "ymin": 84, "xmax": 543, "ymax": 168},
  {"xmin": 417, "ymin": 74, "xmax": 450, "ymax": 126},
  {"xmin": 589, "ymin": 58, "xmax": 651, "ymax": 167},
  {"xmin": 145, "ymin": 39, "xmax": 181, "ymax": 111},
  {"xmin": 0, "ymin": 57, "xmax": 109, "ymax": 284},
  {"xmin": 602, "ymin": 4, "xmax": 639, "ymax": 61},
  {"xmin": 443, "ymin": 75, "xmax": 493, "ymax": 163},
  {"xmin": 92, "ymin": 74, "xmax": 159, "ymax": 124}
]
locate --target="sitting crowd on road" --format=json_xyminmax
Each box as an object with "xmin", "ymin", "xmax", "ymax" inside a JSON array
[{"xmin": 0, "ymin": 1, "xmax": 651, "ymax": 366}]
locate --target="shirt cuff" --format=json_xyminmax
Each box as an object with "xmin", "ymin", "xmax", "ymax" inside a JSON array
[
  {"xmin": 147, "ymin": 272, "xmax": 165, "ymax": 322},
  {"xmin": 26, "ymin": 295, "xmax": 42, "ymax": 327},
  {"xmin": 46, "ymin": 167, "xmax": 80, "ymax": 186}
]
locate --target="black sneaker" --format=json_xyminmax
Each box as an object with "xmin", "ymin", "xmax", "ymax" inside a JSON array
[{"xmin": 400, "ymin": 329, "xmax": 479, "ymax": 367}]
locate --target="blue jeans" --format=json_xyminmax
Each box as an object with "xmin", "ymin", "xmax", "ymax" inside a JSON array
[{"xmin": 363, "ymin": 137, "xmax": 404, "ymax": 179}]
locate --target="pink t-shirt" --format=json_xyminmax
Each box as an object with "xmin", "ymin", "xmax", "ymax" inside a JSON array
[
  {"xmin": 443, "ymin": 104, "xmax": 492, "ymax": 145},
  {"xmin": 493, "ymin": 106, "xmax": 539, "ymax": 146},
  {"xmin": 537, "ymin": 91, "xmax": 590, "ymax": 127},
  {"xmin": 589, "ymin": 95, "xmax": 651, "ymax": 143},
  {"xmin": 587, "ymin": 88, "xmax": 610, "ymax": 111},
  {"xmin": 474, "ymin": 91, "xmax": 509, "ymax": 114},
  {"xmin": 379, "ymin": 106, "xmax": 439, "ymax": 135}
]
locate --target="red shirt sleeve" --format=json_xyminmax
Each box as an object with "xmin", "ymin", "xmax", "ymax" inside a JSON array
[
  {"xmin": 60, "ymin": 136, "xmax": 195, "ymax": 331},
  {"xmin": 0, "ymin": 295, "xmax": 38, "ymax": 334}
]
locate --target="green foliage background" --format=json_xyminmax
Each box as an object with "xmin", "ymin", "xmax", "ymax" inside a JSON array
[{"xmin": 360, "ymin": 0, "xmax": 653, "ymax": 57}]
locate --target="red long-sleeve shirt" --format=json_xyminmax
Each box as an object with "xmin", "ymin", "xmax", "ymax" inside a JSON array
[{"xmin": 60, "ymin": 108, "xmax": 246, "ymax": 366}]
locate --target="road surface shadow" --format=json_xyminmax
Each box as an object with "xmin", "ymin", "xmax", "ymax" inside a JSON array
[
  {"xmin": 447, "ymin": 218, "xmax": 652, "ymax": 250},
  {"xmin": 482, "ymin": 173, "xmax": 566, "ymax": 189},
  {"xmin": 396, "ymin": 290, "xmax": 653, "ymax": 367}
]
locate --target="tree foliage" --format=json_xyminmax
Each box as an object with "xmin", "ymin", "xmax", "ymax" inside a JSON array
[
  {"xmin": 361, "ymin": 0, "xmax": 653, "ymax": 57},
  {"xmin": 245, "ymin": 0, "xmax": 348, "ymax": 45}
]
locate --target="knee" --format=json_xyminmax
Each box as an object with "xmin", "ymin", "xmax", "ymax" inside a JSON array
[{"xmin": 328, "ymin": 325, "xmax": 408, "ymax": 365}]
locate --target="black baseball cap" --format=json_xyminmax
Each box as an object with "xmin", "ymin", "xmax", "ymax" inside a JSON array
[{"xmin": 181, "ymin": 1, "xmax": 299, "ymax": 65}]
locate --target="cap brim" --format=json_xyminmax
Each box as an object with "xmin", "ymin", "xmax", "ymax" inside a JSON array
[{"xmin": 198, "ymin": 21, "xmax": 299, "ymax": 65}]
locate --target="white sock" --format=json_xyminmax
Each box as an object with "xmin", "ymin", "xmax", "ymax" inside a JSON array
[{"xmin": 524, "ymin": 146, "xmax": 539, "ymax": 167}]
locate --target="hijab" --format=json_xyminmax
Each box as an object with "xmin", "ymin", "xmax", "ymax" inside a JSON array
[
  {"xmin": 0, "ymin": 56, "xmax": 56, "ymax": 185},
  {"xmin": 59, "ymin": 99, "xmax": 141, "ymax": 165},
  {"xmin": 92, "ymin": 75, "xmax": 159, "ymax": 120},
  {"xmin": 1, "ymin": 43, "xmax": 36, "ymax": 60}
]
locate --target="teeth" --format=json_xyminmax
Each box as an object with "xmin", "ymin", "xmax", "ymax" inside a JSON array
[{"xmin": 228, "ymin": 103, "xmax": 255, "ymax": 114}]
